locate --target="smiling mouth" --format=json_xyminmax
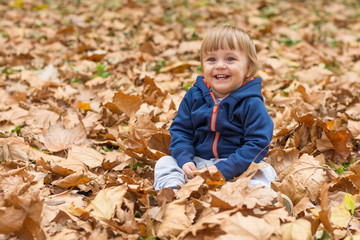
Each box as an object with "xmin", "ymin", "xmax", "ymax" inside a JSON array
[{"xmin": 214, "ymin": 74, "xmax": 230, "ymax": 80}]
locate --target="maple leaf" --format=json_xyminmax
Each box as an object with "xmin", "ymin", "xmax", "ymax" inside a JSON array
[
  {"xmin": 52, "ymin": 171, "xmax": 92, "ymax": 189},
  {"xmin": 85, "ymin": 185, "xmax": 127, "ymax": 220},
  {"xmin": 39, "ymin": 119, "xmax": 88, "ymax": 152},
  {"xmin": 155, "ymin": 198, "xmax": 194, "ymax": 238}
]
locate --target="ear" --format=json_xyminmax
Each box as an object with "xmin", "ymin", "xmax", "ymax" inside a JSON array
[{"xmin": 245, "ymin": 63, "xmax": 252, "ymax": 79}]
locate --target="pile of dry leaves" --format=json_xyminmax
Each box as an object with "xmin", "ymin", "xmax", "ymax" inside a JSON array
[{"xmin": 0, "ymin": 0, "xmax": 360, "ymax": 239}]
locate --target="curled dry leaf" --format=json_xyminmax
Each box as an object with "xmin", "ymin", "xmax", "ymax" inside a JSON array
[
  {"xmin": 52, "ymin": 171, "xmax": 92, "ymax": 189},
  {"xmin": 176, "ymin": 175, "xmax": 204, "ymax": 200},
  {"xmin": 0, "ymin": 143, "xmax": 28, "ymax": 168}
]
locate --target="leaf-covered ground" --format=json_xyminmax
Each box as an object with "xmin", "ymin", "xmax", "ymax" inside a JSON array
[{"xmin": 0, "ymin": 0, "xmax": 360, "ymax": 239}]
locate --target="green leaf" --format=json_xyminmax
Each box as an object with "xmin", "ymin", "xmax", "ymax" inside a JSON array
[
  {"xmin": 11, "ymin": 124, "xmax": 24, "ymax": 136},
  {"xmin": 184, "ymin": 82, "xmax": 190, "ymax": 91},
  {"xmin": 103, "ymin": 146, "xmax": 110, "ymax": 152},
  {"xmin": 129, "ymin": 162, "xmax": 143, "ymax": 173},
  {"xmin": 344, "ymin": 193, "xmax": 356, "ymax": 215},
  {"xmin": 70, "ymin": 77, "xmax": 79, "ymax": 83}
]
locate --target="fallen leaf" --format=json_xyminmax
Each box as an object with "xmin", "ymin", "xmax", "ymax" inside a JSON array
[
  {"xmin": 67, "ymin": 146, "xmax": 103, "ymax": 169},
  {"xmin": 85, "ymin": 185, "xmax": 127, "ymax": 220},
  {"xmin": 219, "ymin": 212, "xmax": 276, "ymax": 240},
  {"xmin": 156, "ymin": 198, "xmax": 193, "ymax": 238},
  {"xmin": 331, "ymin": 204, "xmax": 352, "ymax": 228},
  {"xmin": 281, "ymin": 219, "xmax": 313, "ymax": 240},
  {"xmin": 112, "ymin": 90, "xmax": 141, "ymax": 118},
  {"xmin": 0, "ymin": 206, "xmax": 27, "ymax": 234},
  {"xmin": 176, "ymin": 176, "xmax": 204, "ymax": 199},
  {"xmin": 52, "ymin": 171, "xmax": 92, "ymax": 188},
  {"xmin": 39, "ymin": 120, "xmax": 88, "ymax": 152}
]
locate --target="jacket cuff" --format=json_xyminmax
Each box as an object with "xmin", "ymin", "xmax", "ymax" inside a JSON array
[
  {"xmin": 172, "ymin": 149, "xmax": 195, "ymax": 168},
  {"xmin": 215, "ymin": 157, "xmax": 246, "ymax": 181}
]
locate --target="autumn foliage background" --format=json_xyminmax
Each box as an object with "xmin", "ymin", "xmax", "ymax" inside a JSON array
[{"xmin": 0, "ymin": 0, "xmax": 360, "ymax": 239}]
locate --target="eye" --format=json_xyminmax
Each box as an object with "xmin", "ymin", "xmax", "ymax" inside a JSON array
[
  {"xmin": 206, "ymin": 57, "xmax": 216, "ymax": 62},
  {"xmin": 227, "ymin": 57, "xmax": 236, "ymax": 61}
]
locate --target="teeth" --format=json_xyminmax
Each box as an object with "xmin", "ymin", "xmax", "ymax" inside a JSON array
[{"xmin": 216, "ymin": 75, "xmax": 227, "ymax": 78}]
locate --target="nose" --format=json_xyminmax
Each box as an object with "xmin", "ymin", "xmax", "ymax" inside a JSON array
[{"xmin": 215, "ymin": 59, "xmax": 226, "ymax": 69}]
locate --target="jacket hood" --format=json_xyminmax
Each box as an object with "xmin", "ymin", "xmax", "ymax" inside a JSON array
[{"xmin": 194, "ymin": 75, "xmax": 264, "ymax": 102}]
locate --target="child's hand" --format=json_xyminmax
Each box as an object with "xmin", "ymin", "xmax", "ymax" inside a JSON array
[{"xmin": 182, "ymin": 162, "xmax": 197, "ymax": 179}]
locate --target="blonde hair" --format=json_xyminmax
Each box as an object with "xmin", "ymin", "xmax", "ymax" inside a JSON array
[{"xmin": 200, "ymin": 25, "xmax": 259, "ymax": 80}]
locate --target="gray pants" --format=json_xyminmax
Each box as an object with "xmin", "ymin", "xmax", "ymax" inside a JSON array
[{"xmin": 154, "ymin": 156, "xmax": 277, "ymax": 190}]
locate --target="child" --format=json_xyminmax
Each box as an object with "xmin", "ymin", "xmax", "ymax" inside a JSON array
[{"xmin": 154, "ymin": 25, "xmax": 277, "ymax": 194}]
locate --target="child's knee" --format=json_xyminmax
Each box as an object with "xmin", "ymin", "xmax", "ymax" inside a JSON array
[{"xmin": 155, "ymin": 156, "xmax": 176, "ymax": 171}]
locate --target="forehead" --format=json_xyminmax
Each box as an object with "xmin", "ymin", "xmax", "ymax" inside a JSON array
[{"xmin": 202, "ymin": 35, "xmax": 239, "ymax": 52}]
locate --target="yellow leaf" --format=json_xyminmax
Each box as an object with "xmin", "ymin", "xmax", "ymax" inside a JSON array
[
  {"xmin": 78, "ymin": 102, "xmax": 91, "ymax": 110},
  {"xmin": 86, "ymin": 185, "xmax": 127, "ymax": 220},
  {"xmin": 344, "ymin": 193, "xmax": 356, "ymax": 215},
  {"xmin": 281, "ymin": 219, "xmax": 313, "ymax": 240},
  {"xmin": 344, "ymin": 235, "xmax": 360, "ymax": 240},
  {"xmin": 12, "ymin": 0, "xmax": 23, "ymax": 8},
  {"xmin": 34, "ymin": 3, "xmax": 47, "ymax": 11},
  {"xmin": 330, "ymin": 204, "xmax": 352, "ymax": 228},
  {"xmin": 309, "ymin": 208, "xmax": 321, "ymax": 218}
]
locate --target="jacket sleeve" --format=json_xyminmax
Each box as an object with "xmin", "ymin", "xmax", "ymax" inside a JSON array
[
  {"xmin": 215, "ymin": 97, "xmax": 274, "ymax": 180},
  {"xmin": 169, "ymin": 90, "xmax": 196, "ymax": 168}
]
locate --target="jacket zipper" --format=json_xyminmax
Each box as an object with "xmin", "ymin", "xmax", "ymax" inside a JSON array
[{"xmin": 210, "ymin": 92, "xmax": 226, "ymax": 158}]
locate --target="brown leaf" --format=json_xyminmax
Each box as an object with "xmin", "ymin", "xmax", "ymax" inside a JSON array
[
  {"xmin": 160, "ymin": 60, "xmax": 199, "ymax": 73},
  {"xmin": 156, "ymin": 198, "xmax": 193, "ymax": 238},
  {"xmin": 102, "ymin": 151, "xmax": 133, "ymax": 171},
  {"xmin": 317, "ymin": 121, "xmax": 352, "ymax": 163},
  {"xmin": 346, "ymin": 103, "xmax": 360, "ymax": 121},
  {"xmin": 269, "ymin": 148, "xmax": 299, "ymax": 175},
  {"xmin": 67, "ymin": 146, "xmax": 103, "ymax": 169},
  {"xmin": 1, "ymin": 143, "xmax": 28, "ymax": 168},
  {"xmin": 112, "ymin": 90, "xmax": 141, "ymax": 118},
  {"xmin": 129, "ymin": 114, "xmax": 158, "ymax": 143},
  {"xmin": 348, "ymin": 120, "xmax": 360, "ymax": 140},
  {"xmin": 272, "ymin": 154, "xmax": 331, "ymax": 205},
  {"xmin": 293, "ymin": 197, "xmax": 316, "ymax": 216},
  {"xmin": 157, "ymin": 188, "xmax": 176, "ymax": 206},
  {"xmin": 176, "ymin": 176, "xmax": 204, "ymax": 199},
  {"xmin": 219, "ymin": 212, "xmax": 276, "ymax": 240},
  {"xmin": 39, "ymin": 119, "xmax": 88, "ymax": 152},
  {"xmin": 0, "ymin": 206, "xmax": 27, "ymax": 234},
  {"xmin": 85, "ymin": 185, "xmax": 127, "ymax": 220},
  {"xmin": 147, "ymin": 130, "xmax": 171, "ymax": 155},
  {"xmin": 177, "ymin": 210, "xmax": 230, "ymax": 239},
  {"xmin": 52, "ymin": 171, "xmax": 92, "ymax": 189}
]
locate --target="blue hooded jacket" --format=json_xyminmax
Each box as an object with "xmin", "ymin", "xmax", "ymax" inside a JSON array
[{"xmin": 169, "ymin": 75, "xmax": 274, "ymax": 181}]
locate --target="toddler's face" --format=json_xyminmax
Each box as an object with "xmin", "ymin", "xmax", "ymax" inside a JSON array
[{"xmin": 202, "ymin": 47, "xmax": 249, "ymax": 99}]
